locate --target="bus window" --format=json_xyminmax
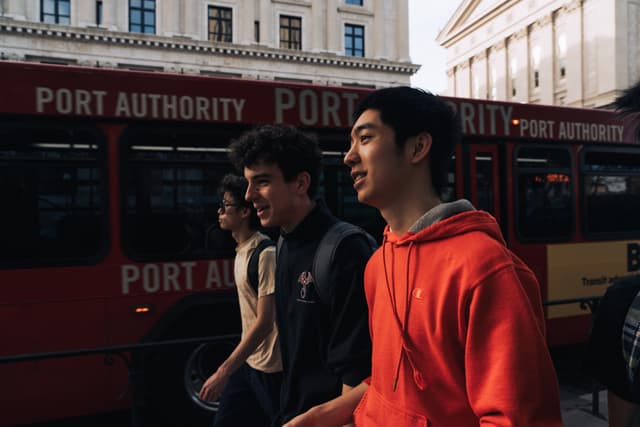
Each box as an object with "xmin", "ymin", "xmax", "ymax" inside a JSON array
[
  {"xmin": 582, "ymin": 149, "xmax": 640, "ymax": 236},
  {"xmin": 475, "ymin": 152, "xmax": 494, "ymax": 214},
  {"xmin": 122, "ymin": 127, "xmax": 238, "ymax": 260},
  {"xmin": 0, "ymin": 125, "xmax": 106, "ymax": 267},
  {"xmin": 515, "ymin": 146, "xmax": 573, "ymax": 240},
  {"xmin": 442, "ymin": 155, "xmax": 456, "ymax": 203}
]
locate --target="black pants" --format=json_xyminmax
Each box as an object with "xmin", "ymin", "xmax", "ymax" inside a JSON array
[{"xmin": 213, "ymin": 363, "xmax": 282, "ymax": 427}]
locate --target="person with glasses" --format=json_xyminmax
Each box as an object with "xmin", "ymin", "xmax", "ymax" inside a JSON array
[
  {"xmin": 199, "ymin": 173, "xmax": 282, "ymax": 427},
  {"xmin": 229, "ymin": 124, "xmax": 374, "ymax": 426}
]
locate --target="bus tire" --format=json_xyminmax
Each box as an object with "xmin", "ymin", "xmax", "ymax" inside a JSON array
[{"xmin": 136, "ymin": 338, "xmax": 237, "ymax": 427}]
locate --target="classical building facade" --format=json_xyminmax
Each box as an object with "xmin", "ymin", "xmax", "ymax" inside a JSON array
[
  {"xmin": 0, "ymin": 0, "xmax": 417, "ymax": 87},
  {"xmin": 437, "ymin": 0, "xmax": 640, "ymax": 107}
]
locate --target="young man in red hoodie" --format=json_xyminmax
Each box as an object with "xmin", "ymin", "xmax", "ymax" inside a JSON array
[{"xmin": 284, "ymin": 87, "xmax": 563, "ymax": 427}]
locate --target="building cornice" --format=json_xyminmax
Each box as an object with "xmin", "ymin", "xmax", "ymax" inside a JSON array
[
  {"xmin": 565, "ymin": 0, "xmax": 583, "ymax": 13},
  {"xmin": 533, "ymin": 14, "xmax": 552, "ymax": 29},
  {"xmin": 439, "ymin": 0, "xmax": 519, "ymax": 47},
  {"xmin": 0, "ymin": 19, "xmax": 418, "ymax": 75}
]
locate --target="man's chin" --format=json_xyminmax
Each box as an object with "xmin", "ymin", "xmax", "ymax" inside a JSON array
[{"xmin": 259, "ymin": 218, "xmax": 275, "ymax": 228}]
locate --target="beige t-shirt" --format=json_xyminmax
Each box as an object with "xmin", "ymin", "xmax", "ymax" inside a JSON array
[{"xmin": 234, "ymin": 231, "xmax": 282, "ymax": 373}]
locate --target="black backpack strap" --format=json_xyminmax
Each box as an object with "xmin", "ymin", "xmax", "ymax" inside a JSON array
[
  {"xmin": 311, "ymin": 221, "xmax": 377, "ymax": 304},
  {"xmin": 247, "ymin": 238, "xmax": 275, "ymax": 294}
]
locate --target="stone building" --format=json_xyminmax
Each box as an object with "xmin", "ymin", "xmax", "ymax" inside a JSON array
[
  {"xmin": 0, "ymin": 0, "xmax": 417, "ymax": 87},
  {"xmin": 437, "ymin": 0, "xmax": 640, "ymax": 107}
]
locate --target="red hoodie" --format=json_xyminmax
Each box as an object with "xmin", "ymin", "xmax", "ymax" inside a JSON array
[{"xmin": 353, "ymin": 201, "xmax": 562, "ymax": 427}]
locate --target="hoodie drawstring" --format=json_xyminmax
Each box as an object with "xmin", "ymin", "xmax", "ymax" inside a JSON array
[{"xmin": 382, "ymin": 238, "xmax": 424, "ymax": 391}]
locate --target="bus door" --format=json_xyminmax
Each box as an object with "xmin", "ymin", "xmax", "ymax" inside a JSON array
[{"xmin": 467, "ymin": 144, "xmax": 501, "ymax": 218}]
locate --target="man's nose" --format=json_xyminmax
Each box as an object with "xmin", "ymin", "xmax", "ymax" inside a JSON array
[
  {"xmin": 344, "ymin": 144, "xmax": 358, "ymax": 167},
  {"xmin": 245, "ymin": 184, "xmax": 255, "ymax": 202}
]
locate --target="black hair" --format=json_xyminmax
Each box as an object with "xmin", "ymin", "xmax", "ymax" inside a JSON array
[
  {"xmin": 353, "ymin": 86, "xmax": 461, "ymax": 198},
  {"xmin": 615, "ymin": 81, "xmax": 640, "ymax": 141},
  {"xmin": 228, "ymin": 124, "xmax": 322, "ymax": 198},
  {"xmin": 217, "ymin": 173, "xmax": 260, "ymax": 230}
]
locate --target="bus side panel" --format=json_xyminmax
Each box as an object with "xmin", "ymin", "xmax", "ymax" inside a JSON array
[{"xmin": 0, "ymin": 300, "xmax": 110, "ymax": 426}]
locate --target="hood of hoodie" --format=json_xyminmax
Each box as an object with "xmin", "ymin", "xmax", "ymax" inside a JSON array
[{"xmin": 384, "ymin": 199, "xmax": 506, "ymax": 247}]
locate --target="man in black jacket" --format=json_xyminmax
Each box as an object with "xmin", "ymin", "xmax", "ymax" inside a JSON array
[{"xmin": 229, "ymin": 124, "xmax": 373, "ymax": 426}]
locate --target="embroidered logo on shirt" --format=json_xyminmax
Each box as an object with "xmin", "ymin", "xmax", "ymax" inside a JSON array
[{"xmin": 297, "ymin": 271, "xmax": 316, "ymax": 303}]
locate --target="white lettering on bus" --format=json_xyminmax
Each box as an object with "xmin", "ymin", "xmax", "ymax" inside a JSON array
[
  {"xmin": 205, "ymin": 260, "xmax": 234, "ymax": 289},
  {"xmin": 519, "ymin": 119, "xmax": 555, "ymax": 138},
  {"xmin": 120, "ymin": 262, "xmax": 197, "ymax": 294},
  {"xmin": 447, "ymin": 101, "xmax": 514, "ymax": 136},
  {"xmin": 447, "ymin": 100, "xmax": 625, "ymax": 142},
  {"xmin": 274, "ymin": 87, "xmax": 359, "ymax": 127},
  {"xmin": 518, "ymin": 119, "xmax": 624, "ymax": 142},
  {"xmin": 114, "ymin": 92, "xmax": 245, "ymax": 121},
  {"xmin": 36, "ymin": 86, "xmax": 107, "ymax": 115},
  {"xmin": 35, "ymin": 86, "xmax": 245, "ymax": 121}
]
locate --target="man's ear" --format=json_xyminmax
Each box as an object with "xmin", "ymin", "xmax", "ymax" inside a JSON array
[
  {"xmin": 295, "ymin": 171, "xmax": 311, "ymax": 195},
  {"xmin": 409, "ymin": 132, "xmax": 433, "ymax": 164},
  {"xmin": 240, "ymin": 206, "xmax": 252, "ymax": 221}
]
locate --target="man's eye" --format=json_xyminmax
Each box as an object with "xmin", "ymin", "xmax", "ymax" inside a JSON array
[{"xmin": 360, "ymin": 134, "xmax": 372, "ymax": 142}]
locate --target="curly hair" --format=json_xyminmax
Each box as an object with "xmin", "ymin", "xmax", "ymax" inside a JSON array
[
  {"xmin": 228, "ymin": 124, "xmax": 322, "ymax": 198},
  {"xmin": 217, "ymin": 173, "xmax": 259, "ymax": 230},
  {"xmin": 353, "ymin": 87, "xmax": 461, "ymax": 198}
]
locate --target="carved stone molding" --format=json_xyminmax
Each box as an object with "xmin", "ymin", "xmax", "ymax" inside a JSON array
[
  {"xmin": 534, "ymin": 14, "xmax": 552, "ymax": 28},
  {"xmin": 566, "ymin": 0, "xmax": 583, "ymax": 13},
  {"xmin": 511, "ymin": 28, "xmax": 528, "ymax": 40},
  {"xmin": 490, "ymin": 40, "xmax": 506, "ymax": 51},
  {"xmin": 457, "ymin": 59, "xmax": 469, "ymax": 70},
  {"xmin": 473, "ymin": 50, "xmax": 487, "ymax": 62}
]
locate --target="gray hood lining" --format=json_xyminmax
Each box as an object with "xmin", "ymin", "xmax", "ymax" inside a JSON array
[{"xmin": 407, "ymin": 199, "xmax": 476, "ymax": 233}]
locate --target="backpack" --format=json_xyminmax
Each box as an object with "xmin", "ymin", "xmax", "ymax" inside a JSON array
[
  {"xmin": 277, "ymin": 221, "xmax": 377, "ymax": 304},
  {"xmin": 246, "ymin": 238, "xmax": 276, "ymax": 294}
]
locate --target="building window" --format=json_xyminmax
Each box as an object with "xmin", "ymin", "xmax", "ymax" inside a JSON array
[
  {"xmin": 96, "ymin": 1, "xmax": 102, "ymax": 26},
  {"xmin": 345, "ymin": 0, "xmax": 364, "ymax": 5},
  {"xmin": 254, "ymin": 21, "xmax": 260, "ymax": 43},
  {"xmin": 345, "ymin": 24, "xmax": 364, "ymax": 57},
  {"xmin": 557, "ymin": 34, "xmax": 567, "ymax": 79},
  {"xmin": 41, "ymin": 0, "xmax": 71, "ymax": 25},
  {"xmin": 531, "ymin": 45, "xmax": 541, "ymax": 90},
  {"xmin": 129, "ymin": 0, "xmax": 155, "ymax": 34},
  {"xmin": 208, "ymin": 6, "xmax": 232, "ymax": 42},
  {"xmin": 280, "ymin": 15, "xmax": 302, "ymax": 50}
]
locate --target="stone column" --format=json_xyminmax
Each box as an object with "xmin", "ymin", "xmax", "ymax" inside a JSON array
[
  {"xmin": 456, "ymin": 59, "xmax": 472, "ymax": 98},
  {"xmin": 564, "ymin": 0, "xmax": 583, "ymax": 106},
  {"xmin": 311, "ymin": 1, "xmax": 324, "ymax": 52},
  {"xmin": 396, "ymin": 0, "xmax": 410, "ymax": 61},
  {"xmin": 260, "ymin": 0, "xmax": 274, "ymax": 48},
  {"xmin": 3, "ymin": 0, "xmax": 28, "ymax": 20},
  {"xmin": 490, "ymin": 40, "xmax": 507, "ymax": 100},
  {"xmin": 446, "ymin": 68, "xmax": 456, "ymax": 96},
  {"xmin": 533, "ymin": 14, "xmax": 554, "ymax": 104},
  {"xmin": 326, "ymin": 0, "xmax": 339, "ymax": 54}
]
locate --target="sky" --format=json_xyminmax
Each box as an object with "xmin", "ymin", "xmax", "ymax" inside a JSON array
[{"xmin": 408, "ymin": 0, "xmax": 463, "ymax": 94}]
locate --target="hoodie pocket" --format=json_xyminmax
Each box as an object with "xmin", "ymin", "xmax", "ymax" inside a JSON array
[{"xmin": 354, "ymin": 386, "xmax": 429, "ymax": 427}]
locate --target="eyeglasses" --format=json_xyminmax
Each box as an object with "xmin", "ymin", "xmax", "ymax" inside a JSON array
[{"xmin": 218, "ymin": 201, "xmax": 243, "ymax": 212}]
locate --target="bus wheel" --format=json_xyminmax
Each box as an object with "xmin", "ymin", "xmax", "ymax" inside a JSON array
[
  {"xmin": 183, "ymin": 341, "xmax": 235, "ymax": 413},
  {"xmin": 136, "ymin": 339, "xmax": 236, "ymax": 427}
]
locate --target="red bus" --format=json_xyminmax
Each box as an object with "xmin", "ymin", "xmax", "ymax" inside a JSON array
[{"xmin": 0, "ymin": 61, "xmax": 638, "ymax": 425}]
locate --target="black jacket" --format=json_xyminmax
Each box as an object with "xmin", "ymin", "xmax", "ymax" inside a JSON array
[{"xmin": 275, "ymin": 201, "xmax": 373, "ymax": 424}]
